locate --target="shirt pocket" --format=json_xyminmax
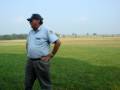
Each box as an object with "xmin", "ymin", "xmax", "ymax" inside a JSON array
[
  {"xmin": 35, "ymin": 37, "xmax": 46, "ymax": 45},
  {"xmin": 35, "ymin": 37, "xmax": 44, "ymax": 45}
]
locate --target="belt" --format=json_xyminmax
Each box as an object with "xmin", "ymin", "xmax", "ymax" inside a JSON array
[{"xmin": 29, "ymin": 58, "xmax": 41, "ymax": 61}]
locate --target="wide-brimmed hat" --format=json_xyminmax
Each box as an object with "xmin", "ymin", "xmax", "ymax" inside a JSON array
[{"xmin": 27, "ymin": 14, "xmax": 43, "ymax": 22}]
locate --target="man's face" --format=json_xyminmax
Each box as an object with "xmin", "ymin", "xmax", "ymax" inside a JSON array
[{"xmin": 30, "ymin": 19, "xmax": 40, "ymax": 30}]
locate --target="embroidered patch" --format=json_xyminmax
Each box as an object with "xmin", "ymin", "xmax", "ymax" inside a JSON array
[{"xmin": 49, "ymin": 30, "xmax": 53, "ymax": 33}]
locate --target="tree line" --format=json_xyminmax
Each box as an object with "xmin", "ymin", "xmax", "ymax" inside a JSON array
[
  {"xmin": 0, "ymin": 34, "xmax": 27, "ymax": 40},
  {"xmin": 0, "ymin": 33, "xmax": 120, "ymax": 40}
]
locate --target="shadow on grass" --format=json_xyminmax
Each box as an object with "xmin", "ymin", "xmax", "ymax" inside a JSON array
[
  {"xmin": 51, "ymin": 57, "xmax": 120, "ymax": 90},
  {"xmin": 0, "ymin": 53, "xmax": 120, "ymax": 90}
]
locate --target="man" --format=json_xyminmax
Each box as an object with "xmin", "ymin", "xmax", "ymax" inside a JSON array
[{"xmin": 25, "ymin": 14, "xmax": 61, "ymax": 90}]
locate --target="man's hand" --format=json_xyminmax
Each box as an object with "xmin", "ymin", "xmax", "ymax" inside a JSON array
[
  {"xmin": 41, "ymin": 40, "xmax": 61, "ymax": 62},
  {"xmin": 41, "ymin": 53, "xmax": 53, "ymax": 62}
]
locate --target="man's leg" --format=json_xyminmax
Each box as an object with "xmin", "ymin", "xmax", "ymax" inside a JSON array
[
  {"xmin": 33, "ymin": 60, "xmax": 52, "ymax": 90},
  {"xmin": 25, "ymin": 60, "xmax": 36, "ymax": 90}
]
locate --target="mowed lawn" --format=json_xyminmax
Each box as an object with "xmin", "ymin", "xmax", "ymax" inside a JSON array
[{"xmin": 0, "ymin": 37, "xmax": 120, "ymax": 90}]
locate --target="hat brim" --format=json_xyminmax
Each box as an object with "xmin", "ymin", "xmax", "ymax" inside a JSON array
[{"xmin": 27, "ymin": 18, "xmax": 32, "ymax": 21}]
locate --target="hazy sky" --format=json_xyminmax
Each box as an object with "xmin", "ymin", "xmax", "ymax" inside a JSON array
[{"xmin": 0, "ymin": 0, "xmax": 120, "ymax": 35}]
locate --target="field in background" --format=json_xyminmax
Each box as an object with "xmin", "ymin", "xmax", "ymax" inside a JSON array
[{"xmin": 0, "ymin": 37, "xmax": 120, "ymax": 90}]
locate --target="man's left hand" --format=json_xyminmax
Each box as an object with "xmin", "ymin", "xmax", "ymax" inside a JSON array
[{"xmin": 41, "ymin": 53, "xmax": 53, "ymax": 62}]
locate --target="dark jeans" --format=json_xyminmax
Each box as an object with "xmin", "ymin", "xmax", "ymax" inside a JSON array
[{"xmin": 25, "ymin": 59, "xmax": 52, "ymax": 90}]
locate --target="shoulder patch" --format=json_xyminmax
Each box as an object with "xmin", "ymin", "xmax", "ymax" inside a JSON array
[{"xmin": 49, "ymin": 30, "xmax": 53, "ymax": 34}]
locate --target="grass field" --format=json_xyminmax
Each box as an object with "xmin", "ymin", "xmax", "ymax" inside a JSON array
[{"xmin": 0, "ymin": 37, "xmax": 120, "ymax": 90}]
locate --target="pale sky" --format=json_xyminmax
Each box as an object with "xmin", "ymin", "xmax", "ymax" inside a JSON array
[{"xmin": 0, "ymin": 0, "xmax": 120, "ymax": 35}]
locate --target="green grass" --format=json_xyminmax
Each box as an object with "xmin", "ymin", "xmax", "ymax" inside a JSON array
[{"xmin": 0, "ymin": 37, "xmax": 120, "ymax": 90}]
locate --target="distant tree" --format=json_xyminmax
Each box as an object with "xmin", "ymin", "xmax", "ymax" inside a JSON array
[
  {"xmin": 72, "ymin": 33, "xmax": 77, "ymax": 37},
  {"xmin": 93, "ymin": 33, "xmax": 97, "ymax": 36},
  {"xmin": 86, "ymin": 33, "xmax": 89, "ymax": 36}
]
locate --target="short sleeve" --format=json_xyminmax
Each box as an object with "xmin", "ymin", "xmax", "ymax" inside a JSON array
[{"xmin": 47, "ymin": 30, "xmax": 59, "ymax": 43}]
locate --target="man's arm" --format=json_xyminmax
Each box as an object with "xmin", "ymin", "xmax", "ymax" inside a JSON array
[
  {"xmin": 41, "ymin": 39, "xmax": 61, "ymax": 61},
  {"xmin": 51, "ymin": 39, "xmax": 61, "ymax": 57}
]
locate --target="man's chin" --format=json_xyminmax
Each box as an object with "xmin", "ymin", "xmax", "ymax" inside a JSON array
[{"xmin": 32, "ymin": 28, "xmax": 38, "ymax": 31}]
